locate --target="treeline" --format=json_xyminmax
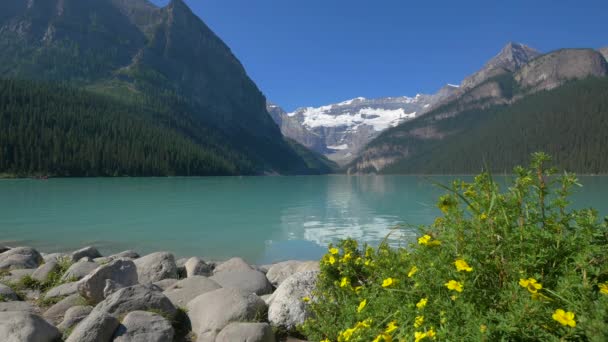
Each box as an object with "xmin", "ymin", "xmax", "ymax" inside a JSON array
[
  {"xmin": 380, "ymin": 76, "xmax": 608, "ymax": 174},
  {"xmin": 0, "ymin": 79, "xmax": 257, "ymax": 177}
]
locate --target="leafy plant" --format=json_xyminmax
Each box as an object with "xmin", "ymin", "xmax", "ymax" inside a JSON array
[{"xmin": 301, "ymin": 153, "xmax": 608, "ymax": 341}]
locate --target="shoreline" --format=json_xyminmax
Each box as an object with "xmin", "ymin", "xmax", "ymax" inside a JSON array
[{"xmin": 0, "ymin": 244, "xmax": 319, "ymax": 341}]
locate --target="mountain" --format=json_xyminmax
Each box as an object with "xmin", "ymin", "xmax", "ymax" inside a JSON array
[
  {"xmin": 0, "ymin": 0, "xmax": 332, "ymax": 176},
  {"xmin": 348, "ymin": 45, "xmax": 608, "ymax": 174},
  {"xmin": 268, "ymin": 85, "xmax": 458, "ymax": 165}
]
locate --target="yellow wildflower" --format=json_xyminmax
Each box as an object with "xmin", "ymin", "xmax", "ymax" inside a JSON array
[
  {"xmin": 354, "ymin": 286, "xmax": 363, "ymax": 294},
  {"xmin": 480, "ymin": 324, "xmax": 487, "ymax": 333},
  {"xmin": 454, "ymin": 259, "xmax": 473, "ymax": 272},
  {"xmin": 338, "ymin": 327, "xmax": 356, "ymax": 341},
  {"xmin": 364, "ymin": 260, "xmax": 372, "ymax": 266},
  {"xmin": 414, "ymin": 315, "xmax": 424, "ymax": 328},
  {"xmin": 357, "ymin": 299, "xmax": 366, "ymax": 313},
  {"xmin": 599, "ymin": 282, "xmax": 608, "ymax": 295},
  {"xmin": 342, "ymin": 252, "xmax": 352, "ymax": 263},
  {"xmin": 355, "ymin": 319, "xmax": 372, "ymax": 329},
  {"xmin": 416, "ymin": 297, "xmax": 428, "ymax": 309},
  {"xmin": 301, "ymin": 296, "xmax": 310, "ymax": 303},
  {"xmin": 479, "ymin": 213, "xmax": 488, "ymax": 220},
  {"xmin": 450, "ymin": 295, "xmax": 458, "ymax": 301},
  {"xmin": 385, "ymin": 320, "xmax": 398, "ymax": 333},
  {"xmin": 340, "ymin": 277, "xmax": 350, "ymax": 288},
  {"xmin": 552, "ymin": 309, "xmax": 576, "ymax": 328},
  {"xmin": 321, "ymin": 339, "xmax": 330, "ymax": 342},
  {"xmin": 445, "ymin": 280, "xmax": 463, "ymax": 292},
  {"xmin": 329, "ymin": 247, "xmax": 339, "ymax": 255},
  {"xmin": 408, "ymin": 265, "xmax": 418, "ymax": 278},
  {"xmin": 519, "ymin": 278, "xmax": 542, "ymax": 294},
  {"xmin": 418, "ymin": 235, "xmax": 431, "ymax": 245},
  {"xmin": 372, "ymin": 333, "xmax": 392, "ymax": 342},
  {"xmin": 328, "ymin": 255, "xmax": 336, "ymax": 265},
  {"xmin": 355, "ymin": 257, "xmax": 362, "ymax": 265},
  {"xmin": 382, "ymin": 278, "xmax": 396, "ymax": 288},
  {"xmin": 426, "ymin": 328, "xmax": 436, "ymax": 339}
]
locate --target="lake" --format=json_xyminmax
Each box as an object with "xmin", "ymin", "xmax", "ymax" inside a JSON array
[{"xmin": 1, "ymin": 176, "xmax": 607, "ymax": 264}]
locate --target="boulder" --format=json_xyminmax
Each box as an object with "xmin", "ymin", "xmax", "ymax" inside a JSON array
[
  {"xmin": 268, "ymin": 271, "xmax": 318, "ymax": 329},
  {"xmin": 113, "ymin": 311, "xmax": 175, "ymax": 342},
  {"xmin": 185, "ymin": 257, "xmax": 213, "ymax": 277},
  {"xmin": 62, "ymin": 259, "xmax": 98, "ymax": 281},
  {"xmin": 187, "ymin": 288, "xmax": 267, "ymax": 341},
  {"xmin": 265, "ymin": 261, "xmax": 319, "ymax": 286},
  {"xmin": 216, "ymin": 322, "xmax": 275, "ymax": 342},
  {"xmin": 31, "ymin": 261, "xmax": 59, "ymax": 282},
  {"xmin": 43, "ymin": 253, "xmax": 68, "ymax": 263},
  {"xmin": 45, "ymin": 281, "xmax": 79, "ymax": 300},
  {"xmin": 134, "ymin": 252, "xmax": 178, "ymax": 284},
  {"xmin": 43, "ymin": 293, "xmax": 86, "ymax": 325},
  {"xmin": 214, "ymin": 257, "xmax": 253, "ymax": 274},
  {"xmin": 0, "ymin": 312, "xmax": 61, "ymax": 342},
  {"xmin": 111, "ymin": 250, "xmax": 140, "ymax": 259},
  {"xmin": 210, "ymin": 269, "xmax": 273, "ymax": 295},
  {"xmin": 0, "ymin": 247, "xmax": 43, "ymax": 270},
  {"xmin": 0, "ymin": 246, "xmax": 10, "ymax": 254},
  {"xmin": 77, "ymin": 258, "xmax": 138, "ymax": 304},
  {"xmin": 0, "ymin": 283, "xmax": 19, "ymax": 301},
  {"xmin": 153, "ymin": 278, "xmax": 179, "ymax": 291},
  {"xmin": 176, "ymin": 258, "xmax": 188, "ymax": 278},
  {"xmin": 94, "ymin": 284, "xmax": 177, "ymax": 318},
  {"xmin": 65, "ymin": 310, "xmax": 120, "ymax": 342},
  {"xmin": 0, "ymin": 301, "xmax": 35, "ymax": 312},
  {"xmin": 163, "ymin": 276, "xmax": 221, "ymax": 307},
  {"xmin": 57, "ymin": 305, "xmax": 93, "ymax": 332},
  {"xmin": 0, "ymin": 269, "xmax": 35, "ymax": 282},
  {"xmin": 71, "ymin": 246, "xmax": 102, "ymax": 262}
]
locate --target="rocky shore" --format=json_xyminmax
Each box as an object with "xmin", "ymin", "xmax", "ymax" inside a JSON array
[{"xmin": 0, "ymin": 245, "xmax": 320, "ymax": 342}]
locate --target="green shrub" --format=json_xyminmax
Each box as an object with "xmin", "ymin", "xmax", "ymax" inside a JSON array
[{"xmin": 301, "ymin": 153, "xmax": 608, "ymax": 341}]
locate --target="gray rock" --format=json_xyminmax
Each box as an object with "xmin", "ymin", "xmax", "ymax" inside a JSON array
[
  {"xmin": 210, "ymin": 269, "xmax": 273, "ymax": 295},
  {"xmin": 94, "ymin": 284, "xmax": 177, "ymax": 318},
  {"xmin": 153, "ymin": 278, "xmax": 179, "ymax": 291},
  {"xmin": 0, "ymin": 268, "xmax": 35, "ymax": 282},
  {"xmin": 0, "ymin": 301, "xmax": 35, "ymax": 312},
  {"xmin": 71, "ymin": 246, "xmax": 102, "ymax": 262},
  {"xmin": 268, "ymin": 271, "xmax": 318, "ymax": 329},
  {"xmin": 43, "ymin": 253, "xmax": 68, "ymax": 263},
  {"xmin": 0, "ymin": 247, "xmax": 43, "ymax": 270},
  {"xmin": 93, "ymin": 256, "xmax": 112, "ymax": 264},
  {"xmin": 0, "ymin": 283, "xmax": 19, "ymax": 301},
  {"xmin": 77, "ymin": 258, "xmax": 138, "ymax": 304},
  {"xmin": 163, "ymin": 276, "xmax": 221, "ymax": 307},
  {"xmin": 176, "ymin": 258, "xmax": 188, "ymax": 278},
  {"xmin": 45, "ymin": 281, "xmax": 79, "ymax": 300},
  {"xmin": 111, "ymin": 250, "xmax": 140, "ymax": 259},
  {"xmin": 216, "ymin": 322, "xmax": 275, "ymax": 342},
  {"xmin": 65, "ymin": 310, "xmax": 120, "ymax": 342},
  {"xmin": 31, "ymin": 261, "xmax": 59, "ymax": 282},
  {"xmin": 214, "ymin": 257, "xmax": 253, "ymax": 274},
  {"xmin": 0, "ymin": 246, "xmax": 10, "ymax": 254},
  {"xmin": 134, "ymin": 252, "xmax": 178, "ymax": 284},
  {"xmin": 185, "ymin": 257, "xmax": 213, "ymax": 277},
  {"xmin": 57, "ymin": 305, "xmax": 93, "ymax": 332},
  {"xmin": 62, "ymin": 260, "xmax": 98, "ymax": 281},
  {"xmin": 43, "ymin": 293, "xmax": 86, "ymax": 324},
  {"xmin": 187, "ymin": 288, "xmax": 267, "ymax": 341},
  {"xmin": 265, "ymin": 261, "xmax": 319, "ymax": 286},
  {"xmin": 113, "ymin": 311, "xmax": 175, "ymax": 342},
  {"xmin": 0, "ymin": 312, "xmax": 61, "ymax": 342}
]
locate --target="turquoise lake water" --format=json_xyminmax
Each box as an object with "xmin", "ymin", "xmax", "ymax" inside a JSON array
[{"xmin": 1, "ymin": 176, "xmax": 607, "ymax": 264}]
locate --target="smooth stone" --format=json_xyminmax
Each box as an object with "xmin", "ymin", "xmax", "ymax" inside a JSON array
[
  {"xmin": 43, "ymin": 294, "xmax": 86, "ymax": 325},
  {"xmin": 0, "ymin": 301, "xmax": 35, "ymax": 312},
  {"xmin": 1, "ymin": 268, "xmax": 35, "ymax": 282},
  {"xmin": 57, "ymin": 305, "xmax": 93, "ymax": 332},
  {"xmin": 176, "ymin": 258, "xmax": 188, "ymax": 278},
  {"xmin": 71, "ymin": 246, "xmax": 102, "ymax": 262},
  {"xmin": 213, "ymin": 257, "xmax": 253, "ymax": 274},
  {"xmin": 216, "ymin": 322, "xmax": 275, "ymax": 342},
  {"xmin": 113, "ymin": 311, "xmax": 175, "ymax": 342},
  {"xmin": 0, "ymin": 246, "xmax": 10, "ymax": 254},
  {"xmin": 31, "ymin": 261, "xmax": 59, "ymax": 282},
  {"xmin": 45, "ymin": 281, "xmax": 79, "ymax": 300},
  {"xmin": 94, "ymin": 284, "xmax": 177, "ymax": 318},
  {"xmin": 43, "ymin": 253, "xmax": 68, "ymax": 263},
  {"xmin": 153, "ymin": 278, "xmax": 179, "ymax": 291},
  {"xmin": 0, "ymin": 247, "xmax": 43, "ymax": 270},
  {"xmin": 210, "ymin": 269, "xmax": 273, "ymax": 295},
  {"xmin": 62, "ymin": 260, "xmax": 98, "ymax": 281},
  {"xmin": 163, "ymin": 276, "xmax": 221, "ymax": 307},
  {"xmin": 0, "ymin": 283, "xmax": 19, "ymax": 301},
  {"xmin": 268, "ymin": 271, "xmax": 318, "ymax": 330},
  {"xmin": 0, "ymin": 312, "xmax": 61, "ymax": 342},
  {"xmin": 134, "ymin": 252, "xmax": 178, "ymax": 284},
  {"xmin": 187, "ymin": 288, "xmax": 267, "ymax": 341},
  {"xmin": 185, "ymin": 257, "xmax": 213, "ymax": 277},
  {"xmin": 77, "ymin": 258, "xmax": 138, "ymax": 304},
  {"xmin": 65, "ymin": 310, "xmax": 120, "ymax": 342},
  {"xmin": 265, "ymin": 261, "xmax": 319, "ymax": 286},
  {"xmin": 111, "ymin": 250, "xmax": 140, "ymax": 259}
]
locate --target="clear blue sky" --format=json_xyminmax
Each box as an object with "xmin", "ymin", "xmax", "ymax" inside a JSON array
[{"xmin": 151, "ymin": 0, "xmax": 607, "ymax": 111}]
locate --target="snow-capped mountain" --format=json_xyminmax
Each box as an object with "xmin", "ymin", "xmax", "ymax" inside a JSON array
[{"xmin": 268, "ymin": 85, "xmax": 459, "ymax": 164}]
